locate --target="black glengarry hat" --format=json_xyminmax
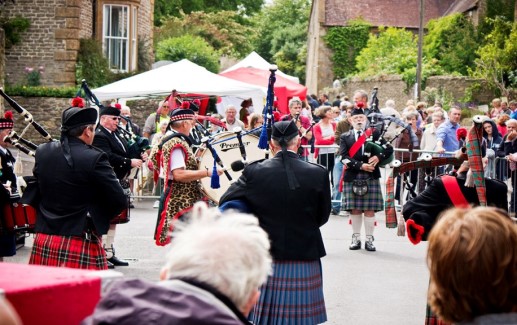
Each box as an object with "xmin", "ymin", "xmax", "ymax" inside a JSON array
[
  {"xmin": 100, "ymin": 103, "xmax": 122, "ymax": 116},
  {"xmin": 271, "ymin": 120, "xmax": 298, "ymax": 144}
]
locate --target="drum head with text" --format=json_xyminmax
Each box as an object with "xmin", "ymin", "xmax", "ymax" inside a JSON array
[{"xmin": 197, "ymin": 132, "xmax": 266, "ymax": 204}]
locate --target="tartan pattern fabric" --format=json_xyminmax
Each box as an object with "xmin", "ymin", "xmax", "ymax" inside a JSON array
[
  {"xmin": 385, "ymin": 169, "xmax": 397, "ymax": 228},
  {"xmin": 466, "ymin": 124, "xmax": 486, "ymax": 206},
  {"xmin": 29, "ymin": 232, "xmax": 108, "ymax": 270},
  {"xmin": 249, "ymin": 260, "xmax": 327, "ymax": 325},
  {"xmin": 343, "ymin": 172, "xmax": 384, "ymax": 212},
  {"xmin": 384, "ymin": 157, "xmax": 463, "ymax": 228},
  {"xmin": 425, "ymin": 303, "xmax": 450, "ymax": 325}
]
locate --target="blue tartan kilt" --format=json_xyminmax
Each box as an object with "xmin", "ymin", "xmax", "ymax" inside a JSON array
[
  {"xmin": 343, "ymin": 172, "xmax": 384, "ymax": 212},
  {"xmin": 249, "ymin": 260, "xmax": 327, "ymax": 325}
]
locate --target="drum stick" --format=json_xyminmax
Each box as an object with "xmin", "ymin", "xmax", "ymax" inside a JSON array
[{"xmin": 234, "ymin": 127, "xmax": 247, "ymax": 162}]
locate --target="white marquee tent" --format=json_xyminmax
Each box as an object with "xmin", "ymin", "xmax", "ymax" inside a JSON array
[
  {"xmin": 221, "ymin": 51, "xmax": 300, "ymax": 84},
  {"xmin": 92, "ymin": 59, "xmax": 266, "ymax": 110}
]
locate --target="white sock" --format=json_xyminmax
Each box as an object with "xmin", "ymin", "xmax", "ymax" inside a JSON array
[
  {"xmin": 350, "ymin": 214, "xmax": 363, "ymax": 235},
  {"xmin": 103, "ymin": 225, "xmax": 117, "ymax": 258},
  {"xmin": 364, "ymin": 217, "xmax": 376, "ymax": 237}
]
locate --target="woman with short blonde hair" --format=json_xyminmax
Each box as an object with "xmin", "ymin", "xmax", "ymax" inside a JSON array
[{"xmin": 427, "ymin": 207, "xmax": 517, "ymax": 324}]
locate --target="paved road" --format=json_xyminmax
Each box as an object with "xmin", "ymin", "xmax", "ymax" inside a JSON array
[{"xmin": 8, "ymin": 199, "xmax": 429, "ymax": 325}]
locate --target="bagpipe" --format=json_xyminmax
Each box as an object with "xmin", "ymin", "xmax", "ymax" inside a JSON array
[
  {"xmin": 358, "ymin": 88, "xmax": 417, "ymax": 167},
  {"xmin": 0, "ymin": 87, "xmax": 55, "ymax": 157},
  {"xmin": 78, "ymin": 80, "xmax": 150, "ymax": 159}
]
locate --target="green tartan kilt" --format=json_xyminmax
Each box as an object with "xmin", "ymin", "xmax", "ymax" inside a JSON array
[{"xmin": 343, "ymin": 172, "xmax": 384, "ymax": 212}]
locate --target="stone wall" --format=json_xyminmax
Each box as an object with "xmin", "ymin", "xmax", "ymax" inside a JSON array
[
  {"xmin": 324, "ymin": 75, "xmax": 495, "ymax": 111},
  {"xmin": 4, "ymin": 0, "xmax": 76, "ymax": 87}
]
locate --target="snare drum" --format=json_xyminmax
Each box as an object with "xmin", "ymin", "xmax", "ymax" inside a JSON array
[
  {"xmin": 110, "ymin": 208, "xmax": 130, "ymax": 224},
  {"xmin": 1, "ymin": 203, "xmax": 37, "ymax": 232},
  {"xmin": 197, "ymin": 132, "xmax": 266, "ymax": 203}
]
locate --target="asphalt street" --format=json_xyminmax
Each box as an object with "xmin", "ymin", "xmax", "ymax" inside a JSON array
[{"xmin": 8, "ymin": 199, "xmax": 429, "ymax": 325}]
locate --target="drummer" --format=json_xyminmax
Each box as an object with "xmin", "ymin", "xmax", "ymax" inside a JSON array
[
  {"xmin": 0, "ymin": 111, "xmax": 19, "ymax": 262},
  {"xmin": 153, "ymin": 107, "xmax": 223, "ymax": 246}
]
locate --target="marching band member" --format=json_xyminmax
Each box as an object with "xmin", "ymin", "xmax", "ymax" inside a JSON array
[
  {"xmin": 220, "ymin": 120, "xmax": 331, "ymax": 324},
  {"xmin": 29, "ymin": 102, "xmax": 126, "ymax": 270},
  {"xmin": 152, "ymin": 107, "xmax": 223, "ymax": 246},
  {"xmin": 93, "ymin": 104, "xmax": 147, "ymax": 268},
  {"xmin": 339, "ymin": 107, "xmax": 393, "ymax": 252},
  {"xmin": 0, "ymin": 112, "xmax": 19, "ymax": 261}
]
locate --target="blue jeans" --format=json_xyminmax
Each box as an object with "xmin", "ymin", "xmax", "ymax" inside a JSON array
[{"xmin": 332, "ymin": 156, "xmax": 344, "ymax": 212}]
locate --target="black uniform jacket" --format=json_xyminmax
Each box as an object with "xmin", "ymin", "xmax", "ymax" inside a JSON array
[
  {"xmin": 0, "ymin": 147, "xmax": 18, "ymax": 202},
  {"xmin": 339, "ymin": 128, "xmax": 393, "ymax": 181},
  {"xmin": 220, "ymin": 151, "xmax": 331, "ymax": 260},
  {"xmin": 93, "ymin": 126, "xmax": 132, "ymax": 179},
  {"xmin": 33, "ymin": 138, "xmax": 127, "ymax": 236},
  {"xmin": 402, "ymin": 173, "xmax": 508, "ymax": 242}
]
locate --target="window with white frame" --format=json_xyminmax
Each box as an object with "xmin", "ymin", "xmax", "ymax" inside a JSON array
[{"xmin": 103, "ymin": 4, "xmax": 137, "ymax": 72}]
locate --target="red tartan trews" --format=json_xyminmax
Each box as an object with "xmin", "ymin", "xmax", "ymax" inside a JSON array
[{"xmin": 29, "ymin": 233, "xmax": 108, "ymax": 270}]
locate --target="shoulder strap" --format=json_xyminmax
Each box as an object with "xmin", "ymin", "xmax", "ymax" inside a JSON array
[
  {"xmin": 441, "ymin": 175, "xmax": 469, "ymax": 207},
  {"xmin": 348, "ymin": 128, "xmax": 372, "ymax": 158}
]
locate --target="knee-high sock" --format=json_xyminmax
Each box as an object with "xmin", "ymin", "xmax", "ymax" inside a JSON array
[
  {"xmin": 364, "ymin": 217, "xmax": 375, "ymax": 237},
  {"xmin": 103, "ymin": 225, "xmax": 117, "ymax": 258},
  {"xmin": 350, "ymin": 214, "xmax": 362, "ymax": 235}
]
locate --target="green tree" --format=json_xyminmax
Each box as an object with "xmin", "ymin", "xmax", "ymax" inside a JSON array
[
  {"xmin": 355, "ymin": 27, "xmax": 444, "ymax": 88},
  {"xmin": 423, "ymin": 13, "xmax": 479, "ymax": 75},
  {"xmin": 154, "ymin": 0, "xmax": 264, "ymax": 26},
  {"xmin": 253, "ymin": 0, "xmax": 310, "ymax": 82},
  {"xmin": 155, "ymin": 34, "xmax": 220, "ymax": 72},
  {"xmin": 470, "ymin": 17, "xmax": 517, "ymax": 98},
  {"xmin": 323, "ymin": 19, "xmax": 371, "ymax": 78},
  {"xmin": 155, "ymin": 11, "xmax": 256, "ymax": 58}
]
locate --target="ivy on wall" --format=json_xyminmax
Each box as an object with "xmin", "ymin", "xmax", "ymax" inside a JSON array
[
  {"xmin": 0, "ymin": 16, "xmax": 30, "ymax": 48},
  {"xmin": 323, "ymin": 19, "xmax": 370, "ymax": 79}
]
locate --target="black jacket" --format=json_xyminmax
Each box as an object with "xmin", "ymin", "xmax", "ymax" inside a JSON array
[
  {"xmin": 402, "ymin": 173, "xmax": 508, "ymax": 243},
  {"xmin": 93, "ymin": 126, "xmax": 132, "ymax": 179},
  {"xmin": 33, "ymin": 137, "xmax": 126, "ymax": 236},
  {"xmin": 0, "ymin": 147, "xmax": 18, "ymax": 202},
  {"xmin": 220, "ymin": 151, "xmax": 331, "ymax": 260},
  {"xmin": 339, "ymin": 128, "xmax": 393, "ymax": 181}
]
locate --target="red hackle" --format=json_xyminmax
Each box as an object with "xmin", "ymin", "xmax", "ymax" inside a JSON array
[
  {"xmin": 71, "ymin": 96, "xmax": 85, "ymax": 108},
  {"xmin": 4, "ymin": 111, "xmax": 13, "ymax": 120}
]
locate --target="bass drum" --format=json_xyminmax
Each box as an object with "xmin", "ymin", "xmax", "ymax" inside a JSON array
[{"xmin": 197, "ymin": 132, "xmax": 266, "ymax": 204}]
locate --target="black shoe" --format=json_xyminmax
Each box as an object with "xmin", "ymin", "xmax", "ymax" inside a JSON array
[
  {"xmin": 349, "ymin": 234, "xmax": 361, "ymax": 250},
  {"xmin": 107, "ymin": 260, "xmax": 115, "ymax": 269},
  {"xmin": 331, "ymin": 209, "xmax": 339, "ymax": 215},
  {"xmin": 108, "ymin": 256, "xmax": 129, "ymax": 266},
  {"xmin": 129, "ymin": 204, "xmax": 135, "ymax": 209},
  {"xmin": 365, "ymin": 236, "xmax": 376, "ymax": 252}
]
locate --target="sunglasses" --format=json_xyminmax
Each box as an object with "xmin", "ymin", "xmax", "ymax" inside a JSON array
[{"xmin": 110, "ymin": 117, "xmax": 120, "ymax": 121}]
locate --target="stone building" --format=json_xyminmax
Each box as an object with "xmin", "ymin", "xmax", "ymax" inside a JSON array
[
  {"xmin": 3, "ymin": 0, "xmax": 154, "ymax": 87},
  {"xmin": 306, "ymin": 0, "xmax": 492, "ymax": 94}
]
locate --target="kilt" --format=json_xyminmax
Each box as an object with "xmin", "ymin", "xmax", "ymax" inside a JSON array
[
  {"xmin": 29, "ymin": 232, "xmax": 108, "ymax": 270},
  {"xmin": 343, "ymin": 172, "xmax": 384, "ymax": 212},
  {"xmin": 249, "ymin": 260, "xmax": 327, "ymax": 325}
]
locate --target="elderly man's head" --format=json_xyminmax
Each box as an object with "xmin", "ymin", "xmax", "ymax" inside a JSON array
[
  {"xmin": 161, "ymin": 202, "xmax": 272, "ymax": 315},
  {"xmin": 225, "ymin": 105, "xmax": 237, "ymax": 124}
]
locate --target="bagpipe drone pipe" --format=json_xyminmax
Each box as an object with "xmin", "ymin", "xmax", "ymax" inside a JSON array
[{"xmin": 78, "ymin": 79, "xmax": 150, "ymax": 159}]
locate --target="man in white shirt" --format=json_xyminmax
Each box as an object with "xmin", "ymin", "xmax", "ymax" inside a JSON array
[{"xmin": 224, "ymin": 105, "xmax": 245, "ymax": 131}]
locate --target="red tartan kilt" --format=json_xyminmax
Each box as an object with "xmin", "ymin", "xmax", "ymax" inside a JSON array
[
  {"xmin": 1, "ymin": 203, "xmax": 37, "ymax": 233},
  {"xmin": 29, "ymin": 233, "xmax": 108, "ymax": 270},
  {"xmin": 110, "ymin": 208, "xmax": 130, "ymax": 224}
]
